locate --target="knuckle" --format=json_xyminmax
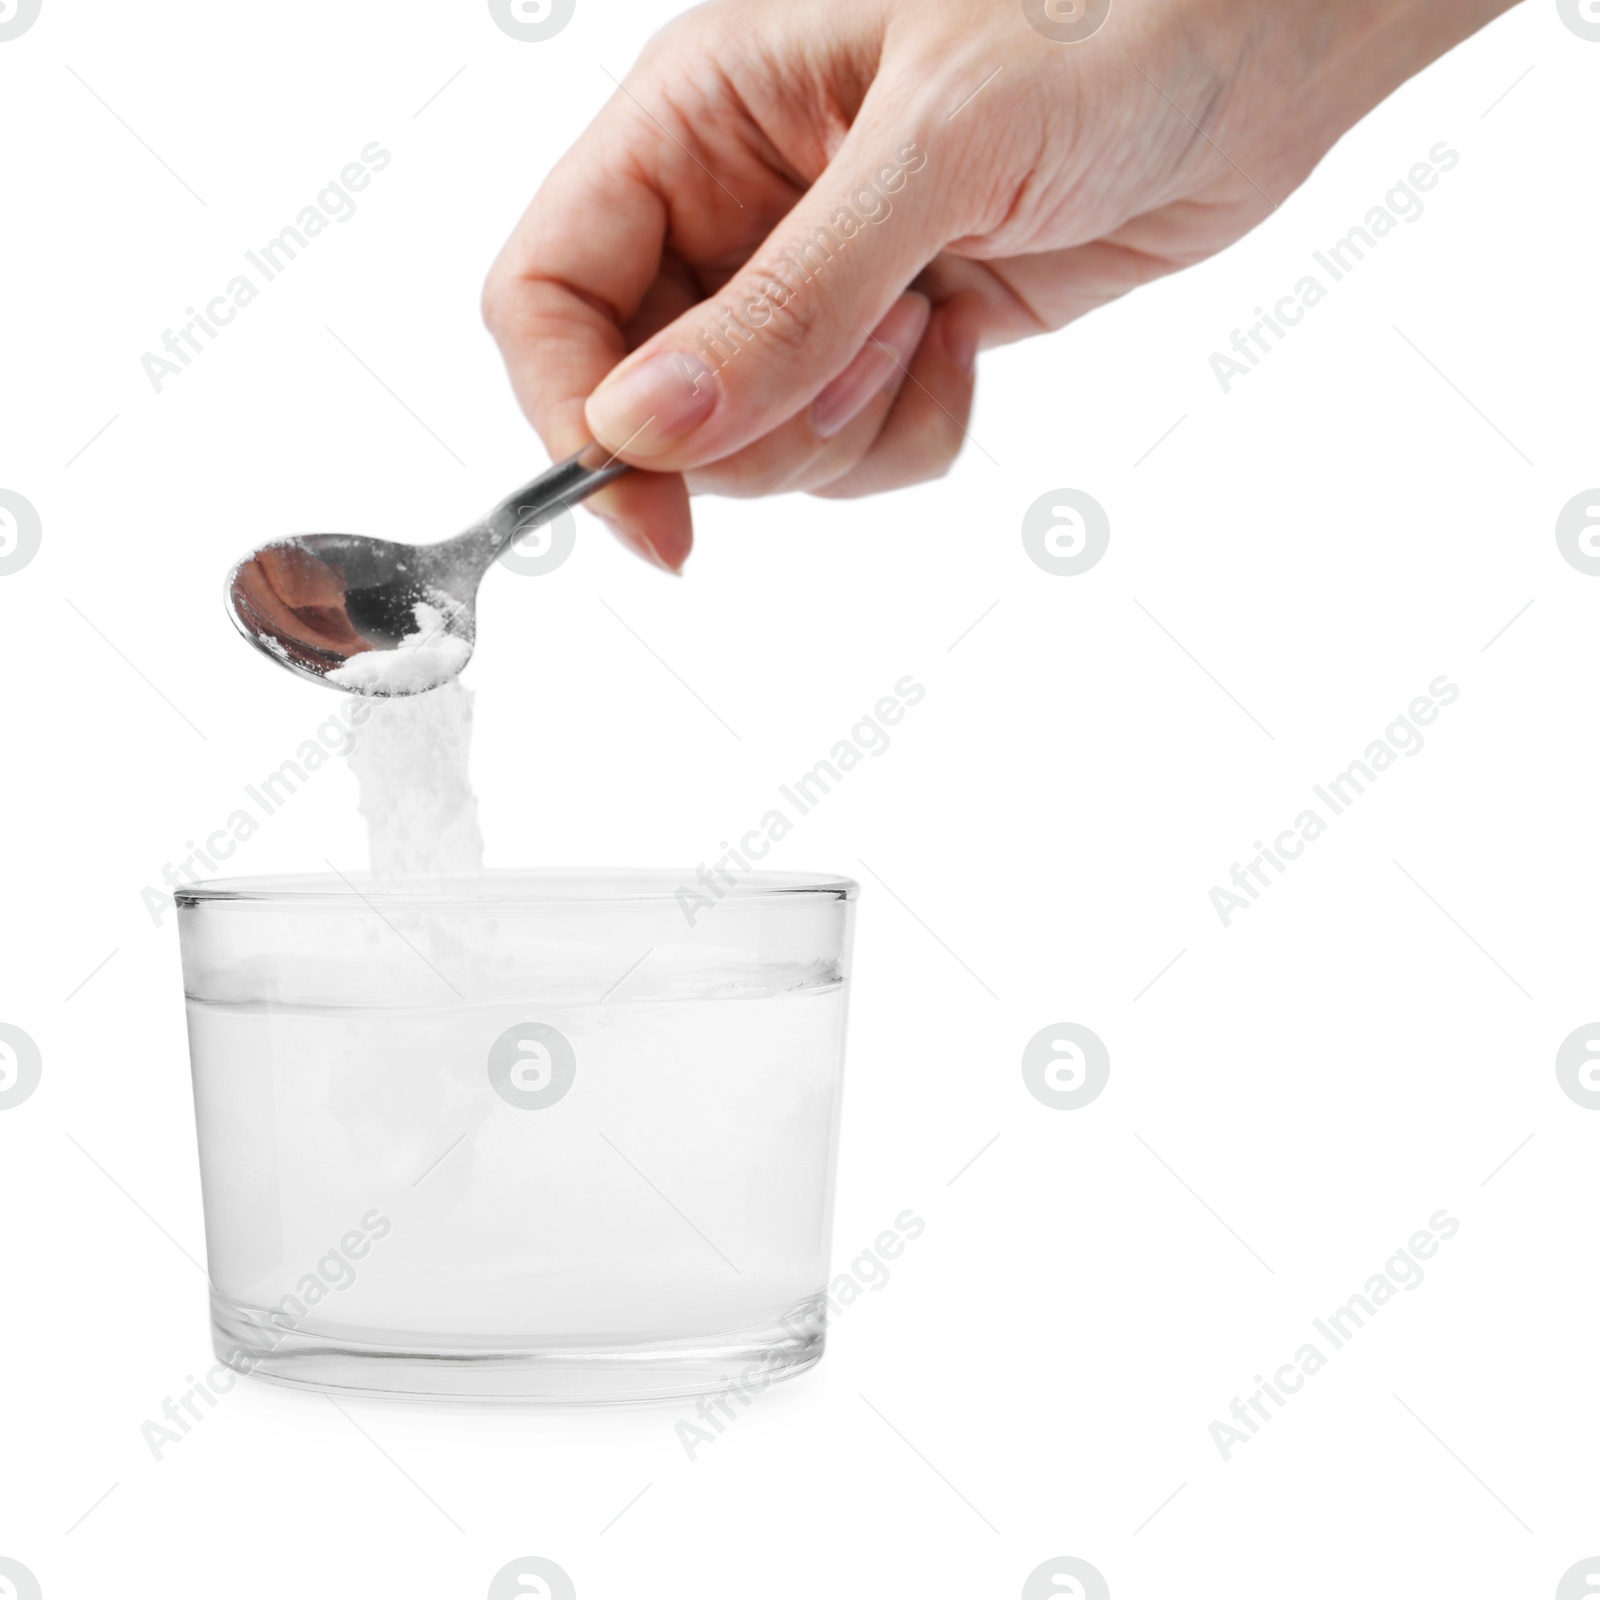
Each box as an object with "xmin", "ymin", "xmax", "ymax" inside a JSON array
[
  {"xmin": 741, "ymin": 266, "xmax": 830, "ymax": 362},
  {"xmin": 907, "ymin": 436, "xmax": 961, "ymax": 487},
  {"xmin": 811, "ymin": 416, "xmax": 966, "ymax": 499},
  {"xmin": 759, "ymin": 294, "xmax": 828, "ymax": 364},
  {"xmin": 687, "ymin": 434, "xmax": 810, "ymax": 498},
  {"xmin": 681, "ymin": 268, "xmax": 828, "ymax": 384},
  {"xmin": 480, "ymin": 271, "xmax": 515, "ymax": 339},
  {"xmin": 647, "ymin": 0, "xmax": 736, "ymax": 63}
]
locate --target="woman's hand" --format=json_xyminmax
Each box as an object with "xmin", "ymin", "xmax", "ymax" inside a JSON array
[{"xmin": 483, "ymin": 0, "xmax": 1518, "ymax": 570}]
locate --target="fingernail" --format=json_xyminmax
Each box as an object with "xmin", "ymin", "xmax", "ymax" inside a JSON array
[
  {"xmin": 811, "ymin": 293, "xmax": 931, "ymax": 440},
  {"xmin": 602, "ymin": 514, "xmax": 680, "ymax": 575},
  {"xmin": 587, "ymin": 351, "xmax": 718, "ymax": 458}
]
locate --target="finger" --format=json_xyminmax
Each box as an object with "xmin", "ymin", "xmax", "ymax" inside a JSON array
[
  {"xmin": 929, "ymin": 235, "xmax": 1189, "ymax": 348},
  {"xmin": 679, "ymin": 292, "xmax": 933, "ymax": 499},
  {"xmin": 811, "ymin": 290, "xmax": 984, "ymax": 498},
  {"xmin": 482, "ymin": 96, "xmax": 704, "ymax": 571},
  {"xmin": 809, "ymin": 291, "xmax": 932, "ymax": 441},
  {"xmin": 583, "ymin": 92, "xmax": 959, "ymax": 472}
]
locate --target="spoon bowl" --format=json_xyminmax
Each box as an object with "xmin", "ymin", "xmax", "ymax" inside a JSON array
[
  {"xmin": 226, "ymin": 446, "xmax": 629, "ymax": 697},
  {"xmin": 227, "ymin": 533, "xmax": 480, "ymax": 696}
]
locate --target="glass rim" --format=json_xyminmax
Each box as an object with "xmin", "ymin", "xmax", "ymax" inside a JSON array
[{"xmin": 176, "ymin": 868, "xmax": 859, "ymax": 908}]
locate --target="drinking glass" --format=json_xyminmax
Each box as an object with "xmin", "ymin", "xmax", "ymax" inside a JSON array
[{"xmin": 176, "ymin": 869, "xmax": 856, "ymax": 1401}]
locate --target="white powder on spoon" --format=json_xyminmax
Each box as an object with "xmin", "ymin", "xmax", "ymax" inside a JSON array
[{"xmin": 326, "ymin": 600, "xmax": 472, "ymax": 695}]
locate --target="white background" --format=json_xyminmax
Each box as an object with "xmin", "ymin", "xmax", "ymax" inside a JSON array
[{"xmin": 2, "ymin": 1, "xmax": 1598, "ymax": 1595}]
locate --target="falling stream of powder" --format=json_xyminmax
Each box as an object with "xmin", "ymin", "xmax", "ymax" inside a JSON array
[{"xmin": 344, "ymin": 679, "xmax": 485, "ymax": 880}]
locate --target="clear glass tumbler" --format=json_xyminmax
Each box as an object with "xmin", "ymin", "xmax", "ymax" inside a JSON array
[{"xmin": 175, "ymin": 869, "xmax": 856, "ymax": 1402}]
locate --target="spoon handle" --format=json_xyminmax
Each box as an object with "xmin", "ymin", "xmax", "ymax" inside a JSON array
[{"xmin": 486, "ymin": 445, "xmax": 632, "ymax": 555}]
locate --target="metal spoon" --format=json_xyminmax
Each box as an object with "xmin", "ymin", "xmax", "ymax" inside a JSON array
[{"xmin": 226, "ymin": 445, "xmax": 630, "ymax": 697}]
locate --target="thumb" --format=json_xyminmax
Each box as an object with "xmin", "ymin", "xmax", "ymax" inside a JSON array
[{"xmin": 584, "ymin": 118, "xmax": 951, "ymax": 471}]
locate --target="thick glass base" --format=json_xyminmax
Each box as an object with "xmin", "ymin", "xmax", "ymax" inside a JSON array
[{"xmin": 211, "ymin": 1292, "xmax": 827, "ymax": 1403}]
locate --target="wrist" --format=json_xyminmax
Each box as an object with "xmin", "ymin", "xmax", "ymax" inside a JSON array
[{"xmin": 1251, "ymin": 0, "xmax": 1521, "ymax": 139}]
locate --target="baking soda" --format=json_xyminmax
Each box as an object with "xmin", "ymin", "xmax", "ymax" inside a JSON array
[
  {"xmin": 326, "ymin": 600, "xmax": 471, "ymax": 695},
  {"xmin": 344, "ymin": 678, "xmax": 484, "ymax": 879}
]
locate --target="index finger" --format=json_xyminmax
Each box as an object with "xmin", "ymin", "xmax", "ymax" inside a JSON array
[{"xmin": 482, "ymin": 96, "xmax": 692, "ymax": 569}]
